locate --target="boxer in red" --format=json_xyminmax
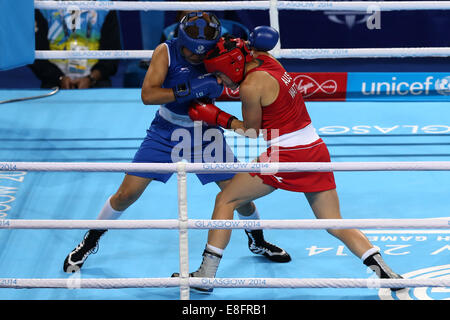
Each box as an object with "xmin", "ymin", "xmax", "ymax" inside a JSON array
[{"xmin": 178, "ymin": 27, "xmax": 403, "ymax": 292}]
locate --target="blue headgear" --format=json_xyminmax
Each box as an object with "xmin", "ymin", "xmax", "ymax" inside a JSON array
[{"xmin": 177, "ymin": 12, "xmax": 221, "ymax": 55}]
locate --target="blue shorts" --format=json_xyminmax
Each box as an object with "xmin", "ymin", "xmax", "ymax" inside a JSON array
[{"xmin": 129, "ymin": 113, "xmax": 237, "ymax": 184}]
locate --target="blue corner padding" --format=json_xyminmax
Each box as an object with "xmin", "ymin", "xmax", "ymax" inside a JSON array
[{"xmin": 0, "ymin": 0, "xmax": 35, "ymax": 71}]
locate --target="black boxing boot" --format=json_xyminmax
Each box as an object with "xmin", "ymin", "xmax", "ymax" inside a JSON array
[{"xmin": 363, "ymin": 248, "xmax": 404, "ymax": 291}]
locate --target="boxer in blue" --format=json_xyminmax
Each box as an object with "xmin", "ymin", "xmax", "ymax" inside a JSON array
[{"xmin": 63, "ymin": 13, "xmax": 291, "ymax": 273}]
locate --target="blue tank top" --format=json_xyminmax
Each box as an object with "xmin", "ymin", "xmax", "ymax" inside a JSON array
[{"xmin": 162, "ymin": 39, "xmax": 207, "ymax": 115}]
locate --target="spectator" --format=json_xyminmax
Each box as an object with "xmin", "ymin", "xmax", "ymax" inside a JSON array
[{"xmin": 29, "ymin": 3, "xmax": 121, "ymax": 89}]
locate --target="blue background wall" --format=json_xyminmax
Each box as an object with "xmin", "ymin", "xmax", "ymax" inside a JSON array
[{"xmin": 1, "ymin": 2, "xmax": 449, "ymax": 89}]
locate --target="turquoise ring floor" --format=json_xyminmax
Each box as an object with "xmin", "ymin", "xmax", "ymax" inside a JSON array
[{"xmin": 0, "ymin": 88, "xmax": 449, "ymax": 300}]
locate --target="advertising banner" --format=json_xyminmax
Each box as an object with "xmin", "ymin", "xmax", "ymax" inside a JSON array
[
  {"xmin": 217, "ymin": 72, "xmax": 450, "ymax": 102},
  {"xmin": 217, "ymin": 72, "xmax": 348, "ymax": 102},
  {"xmin": 347, "ymin": 73, "xmax": 450, "ymax": 101}
]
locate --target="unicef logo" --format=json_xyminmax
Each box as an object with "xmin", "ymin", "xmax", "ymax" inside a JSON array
[
  {"xmin": 378, "ymin": 265, "xmax": 450, "ymax": 300},
  {"xmin": 435, "ymin": 76, "xmax": 450, "ymax": 95}
]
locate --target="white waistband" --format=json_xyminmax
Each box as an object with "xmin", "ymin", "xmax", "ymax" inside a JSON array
[
  {"xmin": 158, "ymin": 105, "xmax": 195, "ymax": 127},
  {"xmin": 268, "ymin": 123, "xmax": 320, "ymax": 147}
]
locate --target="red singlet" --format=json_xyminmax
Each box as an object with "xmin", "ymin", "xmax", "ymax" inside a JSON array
[{"xmin": 247, "ymin": 54, "xmax": 336, "ymax": 192}]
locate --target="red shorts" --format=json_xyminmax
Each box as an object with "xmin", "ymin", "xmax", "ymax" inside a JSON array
[{"xmin": 250, "ymin": 139, "xmax": 336, "ymax": 193}]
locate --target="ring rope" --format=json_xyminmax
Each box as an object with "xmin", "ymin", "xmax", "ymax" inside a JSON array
[
  {"xmin": 2, "ymin": 161, "xmax": 450, "ymax": 173},
  {"xmin": 34, "ymin": 1, "xmax": 450, "ymax": 12},
  {"xmin": 1, "ymin": 219, "xmax": 449, "ymax": 230},
  {"xmin": 1, "ymin": 277, "xmax": 450, "ymax": 289},
  {"xmin": 34, "ymin": 47, "xmax": 450, "ymax": 60},
  {"xmin": 33, "ymin": 1, "xmax": 450, "ymax": 59}
]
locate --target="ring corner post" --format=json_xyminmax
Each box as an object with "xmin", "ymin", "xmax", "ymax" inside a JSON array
[{"xmin": 269, "ymin": 0, "xmax": 281, "ymax": 52}]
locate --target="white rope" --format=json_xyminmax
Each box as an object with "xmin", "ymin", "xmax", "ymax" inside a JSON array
[
  {"xmin": 34, "ymin": 47, "xmax": 450, "ymax": 60},
  {"xmin": 177, "ymin": 163, "xmax": 190, "ymax": 300},
  {"xmin": 35, "ymin": 1, "xmax": 271, "ymax": 11},
  {"xmin": 33, "ymin": 1, "xmax": 450, "ymax": 59},
  {"xmin": 274, "ymin": 47, "xmax": 450, "ymax": 59},
  {"xmin": 2, "ymin": 161, "xmax": 450, "ymax": 173},
  {"xmin": 0, "ymin": 278, "xmax": 180, "ymax": 289},
  {"xmin": 34, "ymin": 1, "xmax": 450, "ymax": 11},
  {"xmin": 1, "ymin": 277, "xmax": 449, "ymax": 289},
  {"xmin": 0, "ymin": 219, "xmax": 178, "ymax": 229},
  {"xmin": 1, "ymin": 218, "xmax": 449, "ymax": 230},
  {"xmin": 269, "ymin": 0, "xmax": 281, "ymax": 51},
  {"xmin": 189, "ymin": 278, "xmax": 450, "ymax": 289},
  {"xmin": 34, "ymin": 50, "xmax": 153, "ymax": 60},
  {"xmin": 277, "ymin": 1, "xmax": 450, "ymax": 11}
]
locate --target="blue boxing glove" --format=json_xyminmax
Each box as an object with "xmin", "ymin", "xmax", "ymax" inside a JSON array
[
  {"xmin": 248, "ymin": 26, "xmax": 279, "ymax": 51},
  {"xmin": 173, "ymin": 74, "xmax": 224, "ymax": 103}
]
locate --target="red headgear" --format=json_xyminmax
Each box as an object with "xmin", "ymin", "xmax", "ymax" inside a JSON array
[{"xmin": 204, "ymin": 36, "xmax": 252, "ymax": 84}]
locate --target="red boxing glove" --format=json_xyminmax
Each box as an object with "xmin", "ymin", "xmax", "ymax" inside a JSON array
[{"xmin": 188, "ymin": 101, "xmax": 236, "ymax": 129}]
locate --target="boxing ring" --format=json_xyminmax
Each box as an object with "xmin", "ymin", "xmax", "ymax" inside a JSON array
[{"xmin": 1, "ymin": 1, "xmax": 450, "ymax": 301}]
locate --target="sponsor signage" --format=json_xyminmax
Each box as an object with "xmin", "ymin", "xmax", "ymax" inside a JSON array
[
  {"xmin": 291, "ymin": 72, "xmax": 347, "ymax": 101},
  {"xmin": 347, "ymin": 72, "xmax": 450, "ymax": 101},
  {"xmin": 217, "ymin": 72, "xmax": 347, "ymax": 101},
  {"xmin": 217, "ymin": 72, "xmax": 450, "ymax": 102}
]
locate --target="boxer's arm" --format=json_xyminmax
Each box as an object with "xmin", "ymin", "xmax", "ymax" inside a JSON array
[
  {"xmin": 141, "ymin": 43, "xmax": 173, "ymax": 105},
  {"xmin": 229, "ymin": 75, "xmax": 263, "ymax": 138}
]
